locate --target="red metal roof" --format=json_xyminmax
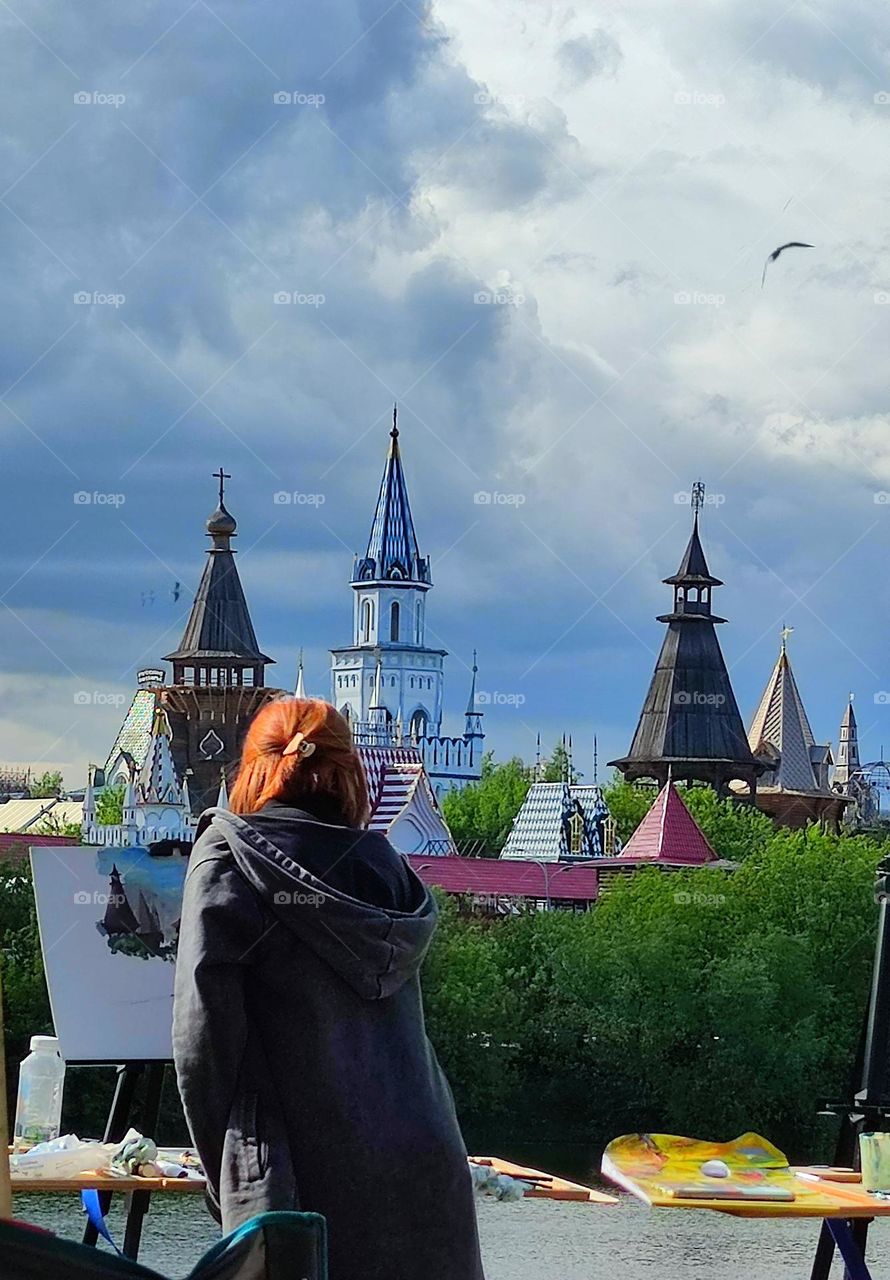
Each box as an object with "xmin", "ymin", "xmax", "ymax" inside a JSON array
[
  {"xmin": 0, "ymin": 833, "xmax": 80, "ymax": 864},
  {"xmin": 406, "ymin": 855, "xmax": 598, "ymax": 902},
  {"xmin": 618, "ymin": 781, "xmax": 717, "ymax": 865}
]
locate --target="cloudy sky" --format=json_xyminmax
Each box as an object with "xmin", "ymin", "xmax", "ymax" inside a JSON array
[{"xmin": 2, "ymin": 0, "xmax": 890, "ymax": 785}]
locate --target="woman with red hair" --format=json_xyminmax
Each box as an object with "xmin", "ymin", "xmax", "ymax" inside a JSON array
[{"xmin": 173, "ymin": 697, "xmax": 484, "ymax": 1280}]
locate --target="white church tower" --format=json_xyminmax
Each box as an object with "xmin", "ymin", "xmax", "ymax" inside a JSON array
[{"xmin": 330, "ymin": 407, "xmax": 483, "ymax": 793}]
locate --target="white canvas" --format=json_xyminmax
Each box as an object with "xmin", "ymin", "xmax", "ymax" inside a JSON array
[{"xmin": 30, "ymin": 845, "xmax": 189, "ymax": 1062}]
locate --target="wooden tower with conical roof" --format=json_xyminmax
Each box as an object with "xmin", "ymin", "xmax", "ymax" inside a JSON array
[
  {"xmin": 610, "ymin": 483, "xmax": 763, "ymax": 796},
  {"xmin": 160, "ymin": 470, "xmax": 280, "ymax": 811}
]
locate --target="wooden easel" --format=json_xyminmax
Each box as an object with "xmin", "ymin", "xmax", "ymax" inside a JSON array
[{"xmin": 80, "ymin": 1059, "xmax": 168, "ymax": 1259}]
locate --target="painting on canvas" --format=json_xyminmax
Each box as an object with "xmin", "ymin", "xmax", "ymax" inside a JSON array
[{"xmin": 30, "ymin": 844, "xmax": 189, "ymax": 1062}]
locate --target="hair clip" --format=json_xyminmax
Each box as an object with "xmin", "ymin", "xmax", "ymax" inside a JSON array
[{"xmin": 282, "ymin": 731, "xmax": 317, "ymax": 759}]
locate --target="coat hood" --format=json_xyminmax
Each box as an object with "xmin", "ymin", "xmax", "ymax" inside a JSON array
[{"xmin": 197, "ymin": 809, "xmax": 438, "ymax": 1000}]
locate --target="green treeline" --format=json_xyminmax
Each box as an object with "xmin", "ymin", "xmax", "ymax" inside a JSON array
[
  {"xmin": 422, "ymin": 823, "xmax": 883, "ymax": 1162},
  {"xmin": 1, "ymin": 814, "xmax": 886, "ymax": 1164}
]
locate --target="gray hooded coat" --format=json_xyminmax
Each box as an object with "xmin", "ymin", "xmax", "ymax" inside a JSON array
[{"xmin": 172, "ymin": 805, "xmax": 484, "ymax": 1280}]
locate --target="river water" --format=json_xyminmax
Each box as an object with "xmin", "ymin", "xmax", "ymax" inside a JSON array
[{"xmin": 14, "ymin": 1186, "xmax": 890, "ymax": 1279}]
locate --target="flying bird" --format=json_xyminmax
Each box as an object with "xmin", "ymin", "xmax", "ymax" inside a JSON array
[{"xmin": 762, "ymin": 241, "xmax": 813, "ymax": 288}]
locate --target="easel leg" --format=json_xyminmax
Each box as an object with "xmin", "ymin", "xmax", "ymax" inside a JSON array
[
  {"xmin": 82, "ymin": 1063, "xmax": 143, "ymax": 1248},
  {"xmin": 826, "ymin": 1219, "xmax": 873, "ymax": 1280},
  {"xmin": 121, "ymin": 1062, "xmax": 165, "ymax": 1260}
]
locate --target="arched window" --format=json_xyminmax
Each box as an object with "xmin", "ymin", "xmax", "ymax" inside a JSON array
[
  {"xmin": 390, "ymin": 601, "xmax": 400, "ymax": 642},
  {"xmin": 414, "ymin": 599, "xmax": 423, "ymax": 643},
  {"xmin": 361, "ymin": 598, "xmax": 373, "ymax": 642},
  {"xmin": 410, "ymin": 709, "xmax": 428, "ymax": 739},
  {"xmin": 340, "ymin": 704, "xmax": 351, "ymax": 721},
  {"xmin": 568, "ymin": 811, "xmax": 584, "ymax": 855}
]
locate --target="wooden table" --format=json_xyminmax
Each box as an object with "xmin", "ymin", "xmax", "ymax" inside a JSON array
[
  {"xmin": 11, "ymin": 1171, "xmax": 205, "ymax": 1195},
  {"xmin": 604, "ymin": 1150, "xmax": 890, "ymax": 1280},
  {"xmin": 10, "ymin": 1154, "xmax": 614, "ymax": 1261}
]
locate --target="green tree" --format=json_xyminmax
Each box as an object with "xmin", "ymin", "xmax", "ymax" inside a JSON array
[
  {"xmin": 602, "ymin": 774, "xmax": 655, "ymax": 843},
  {"xmin": 542, "ymin": 741, "xmax": 580, "ymax": 783},
  {"xmin": 28, "ymin": 771, "xmax": 63, "ymax": 799},
  {"xmin": 441, "ymin": 753, "xmax": 531, "ymax": 855},
  {"xmin": 681, "ymin": 786, "xmax": 774, "ymax": 862},
  {"xmin": 95, "ymin": 784, "xmax": 125, "ymax": 826},
  {"xmin": 31, "ymin": 813, "xmax": 82, "ymax": 838}
]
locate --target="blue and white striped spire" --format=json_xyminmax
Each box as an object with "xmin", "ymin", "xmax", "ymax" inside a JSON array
[{"xmin": 352, "ymin": 405, "xmax": 431, "ymax": 586}]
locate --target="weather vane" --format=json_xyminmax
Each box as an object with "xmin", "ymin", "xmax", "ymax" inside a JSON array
[
  {"xmin": 691, "ymin": 480, "xmax": 705, "ymax": 515},
  {"xmin": 780, "ymin": 623, "xmax": 794, "ymax": 651},
  {"xmin": 213, "ymin": 466, "xmax": 231, "ymax": 507}
]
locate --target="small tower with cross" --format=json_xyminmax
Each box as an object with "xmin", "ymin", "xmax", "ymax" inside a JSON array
[{"xmin": 157, "ymin": 471, "xmax": 278, "ymax": 810}]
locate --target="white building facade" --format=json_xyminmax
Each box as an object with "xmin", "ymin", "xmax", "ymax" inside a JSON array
[{"xmin": 330, "ymin": 410, "xmax": 484, "ymax": 796}]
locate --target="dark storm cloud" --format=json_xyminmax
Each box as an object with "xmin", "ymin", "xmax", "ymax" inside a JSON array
[{"xmin": 0, "ymin": 0, "xmax": 586, "ymax": 777}]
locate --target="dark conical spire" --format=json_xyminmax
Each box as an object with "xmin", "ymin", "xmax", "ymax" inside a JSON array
[
  {"xmin": 609, "ymin": 487, "xmax": 762, "ymax": 794},
  {"xmin": 165, "ymin": 473, "xmax": 273, "ymax": 683},
  {"xmin": 464, "ymin": 649, "xmax": 484, "ymax": 740},
  {"xmin": 352, "ymin": 410, "xmax": 431, "ymax": 586},
  {"xmin": 665, "ymin": 514, "xmax": 722, "ymax": 587}
]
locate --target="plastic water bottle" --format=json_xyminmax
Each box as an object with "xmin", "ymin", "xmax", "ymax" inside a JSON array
[{"xmin": 13, "ymin": 1035, "xmax": 66, "ymax": 1150}]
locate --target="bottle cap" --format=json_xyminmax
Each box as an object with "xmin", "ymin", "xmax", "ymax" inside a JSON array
[{"xmin": 29, "ymin": 1035, "xmax": 60, "ymax": 1053}]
